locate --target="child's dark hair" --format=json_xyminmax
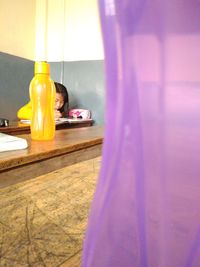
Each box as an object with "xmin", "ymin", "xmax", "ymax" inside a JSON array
[{"xmin": 54, "ymin": 82, "xmax": 69, "ymax": 117}]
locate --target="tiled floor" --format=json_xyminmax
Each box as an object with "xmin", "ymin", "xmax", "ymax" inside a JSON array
[{"xmin": 0, "ymin": 157, "xmax": 101, "ymax": 267}]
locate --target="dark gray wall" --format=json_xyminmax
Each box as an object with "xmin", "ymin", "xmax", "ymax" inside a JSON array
[
  {"xmin": 0, "ymin": 52, "xmax": 34, "ymax": 120},
  {"xmin": 50, "ymin": 61, "xmax": 105, "ymax": 125},
  {"xmin": 0, "ymin": 52, "xmax": 105, "ymax": 125}
]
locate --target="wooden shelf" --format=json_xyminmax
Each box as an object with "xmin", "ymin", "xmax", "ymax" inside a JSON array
[{"xmin": 0, "ymin": 120, "xmax": 93, "ymax": 135}]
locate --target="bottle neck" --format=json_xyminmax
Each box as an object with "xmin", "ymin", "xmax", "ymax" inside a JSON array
[{"xmin": 35, "ymin": 72, "xmax": 49, "ymax": 75}]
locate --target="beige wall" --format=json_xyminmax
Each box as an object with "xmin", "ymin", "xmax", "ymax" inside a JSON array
[
  {"xmin": 0, "ymin": 0, "xmax": 104, "ymax": 61},
  {"xmin": 63, "ymin": 0, "xmax": 104, "ymax": 61},
  {"xmin": 0, "ymin": 0, "xmax": 36, "ymax": 60}
]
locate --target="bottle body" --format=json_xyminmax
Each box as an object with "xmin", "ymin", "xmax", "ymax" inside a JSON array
[{"xmin": 29, "ymin": 62, "xmax": 56, "ymax": 141}]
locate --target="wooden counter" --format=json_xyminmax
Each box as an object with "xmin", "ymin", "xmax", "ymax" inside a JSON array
[
  {"xmin": 0, "ymin": 119, "xmax": 93, "ymax": 135},
  {"xmin": 0, "ymin": 126, "xmax": 103, "ymax": 188}
]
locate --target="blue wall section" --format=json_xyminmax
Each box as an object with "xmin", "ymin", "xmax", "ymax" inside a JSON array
[{"xmin": 0, "ymin": 53, "xmax": 105, "ymax": 125}]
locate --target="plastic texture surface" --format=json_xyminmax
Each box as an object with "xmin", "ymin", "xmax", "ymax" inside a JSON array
[
  {"xmin": 82, "ymin": 0, "xmax": 200, "ymax": 266},
  {"xmin": 30, "ymin": 62, "xmax": 56, "ymax": 140}
]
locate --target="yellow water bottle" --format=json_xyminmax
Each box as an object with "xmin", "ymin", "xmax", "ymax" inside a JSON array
[{"xmin": 29, "ymin": 61, "xmax": 56, "ymax": 140}]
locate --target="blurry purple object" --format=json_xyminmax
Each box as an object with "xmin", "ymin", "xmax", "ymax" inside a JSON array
[{"xmin": 82, "ymin": 0, "xmax": 200, "ymax": 266}]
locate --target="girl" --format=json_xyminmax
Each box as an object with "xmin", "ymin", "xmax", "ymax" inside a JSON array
[
  {"xmin": 17, "ymin": 82, "xmax": 69, "ymax": 120},
  {"xmin": 54, "ymin": 82, "xmax": 69, "ymax": 119}
]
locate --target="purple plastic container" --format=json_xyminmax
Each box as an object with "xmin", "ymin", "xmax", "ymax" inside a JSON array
[{"xmin": 82, "ymin": 1, "xmax": 200, "ymax": 266}]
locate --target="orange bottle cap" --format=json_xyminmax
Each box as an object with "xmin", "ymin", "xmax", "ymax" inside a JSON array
[{"xmin": 34, "ymin": 61, "xmax": 50, "ymax": 74}]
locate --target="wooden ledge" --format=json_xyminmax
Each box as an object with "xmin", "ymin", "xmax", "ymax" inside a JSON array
[
  {"xmin": 0, "ymin": 126, "xmax": 103, "ymax": 188},
  {"xmin": 0, "ymin": 120, "xmax": 93, "ymax": 135}
]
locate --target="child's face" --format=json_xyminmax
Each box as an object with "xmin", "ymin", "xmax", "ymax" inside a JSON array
[{"xmin": 55, "ymin": 93, "xmax": 64, "ymax": 110}]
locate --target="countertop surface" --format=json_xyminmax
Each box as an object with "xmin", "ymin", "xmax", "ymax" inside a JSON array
[{"xmin": 0, "ymin": 126, "xmax": 103, "ymax": 171}]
